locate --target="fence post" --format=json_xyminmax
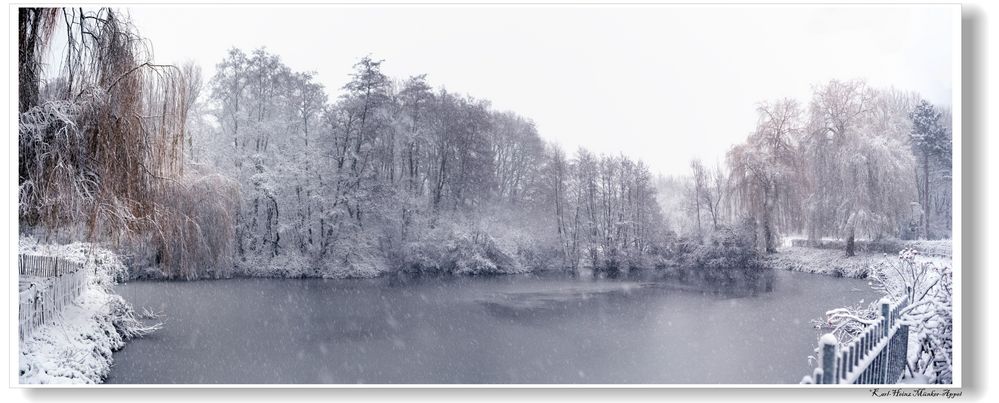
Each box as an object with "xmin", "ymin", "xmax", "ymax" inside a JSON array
[
  {"xmin": 881, "ymin": 300, "xmax": 890, "ymax": 337},
  {"xmin": 849, "ymin": 344, "xmax": 856, "ymax": 370},
  {"xmin": 882, "ymin": 299, "xmax": 893, "ymax": 383},
  {"xmin": 842, "ymin": 350, "xmax": 849, "ymax": 381},
  {"xmin": 820, "ymin": 334, "xmax": 838, "ymax": 384}
]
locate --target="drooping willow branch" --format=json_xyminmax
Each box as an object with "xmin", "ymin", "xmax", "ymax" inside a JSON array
[{"xmin": 19, "ymin": 7, "xmax": 237, "ymax": 279}]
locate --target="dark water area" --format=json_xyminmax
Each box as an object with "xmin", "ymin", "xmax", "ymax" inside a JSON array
[{"xmin": 106, "ymin": 269, "xmax": 879, "ymax": 384}]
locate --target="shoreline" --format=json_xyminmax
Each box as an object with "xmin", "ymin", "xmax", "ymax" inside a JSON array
[
  {"xmin": 17, "ymin": 239, "xmax": 151, "ymax": 385},
  {"xmin": 766, "ymin": 242, "xmax": 953, "ymax": 279}
]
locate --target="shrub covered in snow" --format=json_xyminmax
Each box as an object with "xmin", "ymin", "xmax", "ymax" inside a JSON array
[
  {"xmin": 681, "ymin": 227, "xmax": 766, "ymax": 272},
  {"xmin": 870, "ymin": 249, "xmax": 953, "ymax": 384},
  {"xmin": 669, "ymin": 223, "xmax": 774, "ymax": 290},
  {"xmin": 813, "ymin": 248, "xmax": 953, "ymax": 384},
  {"xmin": 402, "ymin": 219, "xmax": 530, "ymax": 275},
  {"xmin": 814, "ymin": 302, "xmax": 880, "ymax": 345}
]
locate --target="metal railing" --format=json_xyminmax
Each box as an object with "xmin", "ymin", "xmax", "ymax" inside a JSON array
[
  {"xmin": 803, "ymin": 291, "xmax": 911, "ymax": 384},
  {"xmin": 18, "ymin": 255, "xmax": 89, "ymax": 340}
]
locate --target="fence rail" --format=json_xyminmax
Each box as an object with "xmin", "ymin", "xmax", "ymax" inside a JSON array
[
  {"xmin": 18, "ymin": 255, "xmax": 89, "ymax": 340},
  {"xmin": 802, "ymin": 289, "xmax": 911, "ymax": 385}
]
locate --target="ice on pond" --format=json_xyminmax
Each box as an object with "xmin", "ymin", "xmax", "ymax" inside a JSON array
[{"xmin": 106, "ymin": 271, "xmax": 882, "ymax": 384}]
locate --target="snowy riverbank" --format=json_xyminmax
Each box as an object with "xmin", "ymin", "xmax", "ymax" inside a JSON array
[
  {"xmin": 18, "ymin": 238, "xmax": 157, "ymax": 384},
  {"xmin": 766, "ymin": 247, "xmax": 887, "ymax": 278},
  {"xmin": 767, "ymin": 240, "xmax": 952, "ymax": 279}
]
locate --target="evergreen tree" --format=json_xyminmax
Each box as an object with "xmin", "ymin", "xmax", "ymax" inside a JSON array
[{"xmin": 909, "ymin": 100, "xmax": 950, "ymax": 239}]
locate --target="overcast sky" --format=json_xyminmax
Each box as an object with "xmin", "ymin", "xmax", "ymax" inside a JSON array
[{"xmin": 126, "ymin": 4, "xmax": 957, "ymax": 177}]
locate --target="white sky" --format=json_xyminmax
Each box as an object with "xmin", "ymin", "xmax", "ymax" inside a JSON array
[{"xmin": 125, "ymin": 4, "xmax": 956, "ymax": 177}]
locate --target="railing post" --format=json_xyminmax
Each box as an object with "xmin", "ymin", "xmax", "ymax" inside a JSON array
[
  {"xmin": 820, "ymin": 334, "xmax": 838, "ymax": 384},
  {"xmin": 849, "ymin": 344, "xmax": 856, "ymax": 370},
  {"xmin": 881, "ymin": 301, "xmax": 890, "ymax": 337},
  {"xmin": 841, "ymin": 350, "xmax": 847, "ymax": 381},
  {"xmin": 882, "ymin": 299, "xmax": 893, "ymax": 383}
]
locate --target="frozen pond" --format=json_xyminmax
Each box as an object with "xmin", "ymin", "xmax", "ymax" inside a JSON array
[{"xmin": 106, "ymin": 270, "xmax": 879, "ymax": 384}]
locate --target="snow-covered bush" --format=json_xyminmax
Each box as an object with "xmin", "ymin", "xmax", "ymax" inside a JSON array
[
  {"xmin": 666, "ymin": 223, "xmax": 774, "ymax": 291},
  {"xmin": 684, "ymin": 224, "xmax": 769, "ymax": 273},
  {"xmin": 870, "ymin": 249, "xmax": 953, "ymax": 383},
  {"xmin": 815, "ymin": 302, "xmax": 880, "ymax": 344},
  {"xmin": 402, "ymin": 219, "xmax": 528, "ymax": 275},
  {"xmin": 320, "ymin": 231, "xmax": 390, "ymax": 279},
  {"xmin": 405, "ymin": 225, "xmax": 516, "ymax": 274},
  {"xmin": 926, "ymin": 262, "xmax": 953, "ymax": 383},
  {"xmin": 814, "ymin": 248, "xmax": 953, "ymax": 383},
  {"xmin": 108, "ymin": 294, "xmax": 162, "ymax": 340}
]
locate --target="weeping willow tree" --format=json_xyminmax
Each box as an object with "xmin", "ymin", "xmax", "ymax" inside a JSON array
[
  {"xmin": 726, "ymin": 99, "xmax": 804, "ymax": 254},
  {"xmin": 802, "ymin": 80, "xmax": 917, "ymax": 256},
  {"xmin": 18, "ymin": 8, "xmax": 237, "ymax": 279}
]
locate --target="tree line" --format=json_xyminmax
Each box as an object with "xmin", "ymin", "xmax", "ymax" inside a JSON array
[
  {"xmin": 189, "ymin": 48, "xmax": 668, "ymax": 277},
  {"xmin": 18, "ymin": 8, "xmax": 951, "ymax": 279},
  {"xmin": 672, "ymin": 80, "xmax": 952, "ymax": 256}
]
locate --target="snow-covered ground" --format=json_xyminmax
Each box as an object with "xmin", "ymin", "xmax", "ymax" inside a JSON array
[
  {"xmin": 768, "ymin": 240, "xmax": 952, "ymax": 279},
  {"xmin": 18, "ymin": 238, "xmax": 155, "ymax": 384},
  {"xmin": 19, "ymin": 287, "xmax": 125, "ymax": 384},
  {"xmin": 767, "ymin": 247, "xmax": 889, "ymax": 278}
]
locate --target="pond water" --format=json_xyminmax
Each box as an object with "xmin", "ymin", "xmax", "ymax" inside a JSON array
[{"xmin": 106, "ymin": 270, "xmax": 879, "ymax": 384}]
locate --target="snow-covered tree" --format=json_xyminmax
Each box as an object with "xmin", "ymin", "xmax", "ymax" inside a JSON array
[
  {"xmin": 909, "ymin": 100, "xmax": 951, "ymax": 240},
  {"xmin": 800, "ymin": 80, "xmax": 917, "ymax": 255},
  {"xmin": 727, "ymin": 99, "xmax": 803, "ymax": 253}
]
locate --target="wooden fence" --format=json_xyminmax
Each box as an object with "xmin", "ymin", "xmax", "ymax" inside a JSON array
[
  {"xmin": 802, "ymin": 290, "xmax": 911, "ymax": 384},
  {"xmin": 18, "ymin": 255, "xmax": 89, "ymax": 340}
]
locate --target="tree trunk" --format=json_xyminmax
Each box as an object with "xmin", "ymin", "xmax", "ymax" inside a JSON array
[
  {"xmin": 18, "ymin": 8, "xmax": 41, "ymax": 114},
  {"xmin": 763, "ymin": 215, "xmax": 776, "ymax": 254},
  {"xmin": 694, "ymin": 194, "xmax": 702, "ymax": 240},
  {"xmin": 269, "ymin": 195, "xmax": 280, "ymax": 257},
  {"xmin": 924, "ymin": 152, "xmax": 931, "ymax": 240},
  {"xmin": 762, "ymin": 185, "xmax": 776, "ymax": 253},
  {"xmin": 845, "ymin": 226, "xmax": 856, "ymax": 257}
]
